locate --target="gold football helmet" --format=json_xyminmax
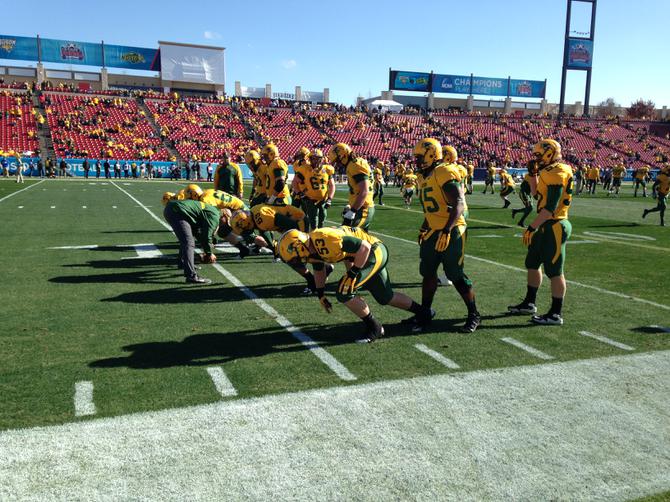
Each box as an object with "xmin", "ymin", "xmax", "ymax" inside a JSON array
[
  {"xmin": 185, "ymin": 184, "xmax": 203, "ymax": 200},
  {"xmin": 277, "ymin": 229, "xmax": 310, "ymax": 264},
  {"xmin": 414, "ymin": 138, "xmax": 443, "ymax": 170},
  {"xmin": 442, "ymin": 145, "xmax": 458, "ymax": 164},
  {"xmin": 230, "ymin": 210, "xmax": 254, "ymax": 234},
  {"xmin": 175, "ymin": 189, "xmax": 186, "ymax": 201},
  {"xmin": 532, "ymin": 139, "xmax": 562, "ymax": 167},
  {"xmin": 161, "ymin": 192, "xmax": 176, "ymax": 206},
  {"xmin": 261, "ymin": 143, "xmax": 279, "ymax": 163},
  {"xmin": 244, "ymin": 149, "xmax": 261, "ymax": 165},
  {"xmin": 327, "ymin": 143, "xmax": 352, "ymax": 166}
]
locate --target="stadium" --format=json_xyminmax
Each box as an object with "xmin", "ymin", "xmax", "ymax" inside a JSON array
[{"xmin": 1, "ymin": 1, "xmax": 669, "ymax": 500}]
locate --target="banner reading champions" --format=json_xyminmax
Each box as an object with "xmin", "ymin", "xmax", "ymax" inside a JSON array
[
  {"xmin": 432, "ymin": 74, "xmax": 546, "ymax": 98},
  {"xmin": 567, "ymin": 38, "xmax": 594, "ymax": 69},
  {"xmin": 0, "ymin": 35, "xmax": 39, "ymax": 62}
]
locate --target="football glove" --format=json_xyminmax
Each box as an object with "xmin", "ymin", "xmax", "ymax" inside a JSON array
[
  {"xmin": 522, "ymin": 225, "xmax": 536, "ymax": 247},
  {"xmin": 338, "ymin": 266, "xmax": 360, "ymax": 296},
  {"xmin": 435, "ymin": 229, "xmax": 451, "ymax": 252},
  {"xmin": 315, "ymin": 288, "xmax": 333, "ymax": 313},
  {"xmin": 527, "ymin": 159, "xmax": 539, "ymax": 176},
  {"xmin": 324, "ymin": 198, "xmax": 332, "ymax": 209},
  {"xmin": 417, "ymin": 228, "xmax": 429, "ymax": 245},
  {"xmin": 342, "ymin": 207, "xmax": 356, "ymax": 226}
]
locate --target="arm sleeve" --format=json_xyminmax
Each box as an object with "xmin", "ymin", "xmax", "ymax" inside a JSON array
[
  {"xmin": 544, "ymin": 185, "xmax": 564, "ymax": 212},
  {"xmin": 341, "ymin": 236, "xmax": 362, "ymax": 253},
  {"xmin": 199, "ymin": 209, "xmax": 220, "ymax": 254},
  {"xmin": 235, "ymin": 165, "xmax": 243, "ymax": 195}
]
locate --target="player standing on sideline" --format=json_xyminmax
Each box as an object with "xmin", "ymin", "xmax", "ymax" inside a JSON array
[
  {"xmin": 512, "ymin": 169, "xmax": 534, "ymax": 227},
  {"xmin": 328, "ymin": 143, "xmax": 375, "ymax": 231},
  {"xmin": 14, "ymin": 153, "xmax": 24, "ymax": 183},
  {"xmin": 373, "ymin": 160, "xmax": 385, "ymax": 206},
  {"xmin": 277, "ymin": 227, "xmax": 433, "ymax": 343},
  {"xmin": 401, "ymin": 168, "xmax": 417, "ymax": 208},
  {"xmin": 642, "ymin": 166, "xmax": 669, "ymax": 226},
  {"xmin": 245, "ymin": 149, "xmax": 265, "ymax": 206},
  {"xmin": 609, "ymin": 162, "xmax": 627, "ymax": 197},
  {"xmin": 499, "ymin": 167, "xmax": 515, "ymax": 208},
  {"xmin": 483, "ymin": 162, "xmax": 496, "ymax": 194},
  {"xmin": 214, "ymin": 151, "xmax": 244, "ymax": 199},
  {"xmin": 298, "ymin": 149, "xmax": 335, "ymax": 230},
  {"xmin": 586, "ymin": 164, "xmax": 599, "ymax": 195},
  {"xmin": 261, "ymin": 143, "xmax": 291, "ymax": 205},
  {"xmin": 465, "ymin": 159, "xmax": 475, "ymax": 194},
  {"xmin": 410, "ymin": 138, "xmax": 481, "ymax": 333},
  {"xmin": 508, "ymin": 139, "xmax": 573, "ymax": 325},
  {"xmin": 634, "ymin": 164, "xmax": 650, "ymax": 197}
]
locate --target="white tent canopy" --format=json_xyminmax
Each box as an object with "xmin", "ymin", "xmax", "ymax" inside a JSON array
[{"xmin": 366, "ymin": 99, "xmax": 403, "ymax": 112}]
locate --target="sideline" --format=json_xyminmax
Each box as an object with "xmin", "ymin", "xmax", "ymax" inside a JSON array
[{"xmin": 0, "ymin": 179, "xmax": 45, "ymax": 203}]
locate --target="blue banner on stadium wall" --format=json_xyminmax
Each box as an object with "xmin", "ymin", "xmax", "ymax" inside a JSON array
[
  {"xmin": 40, "ymin": 38, "xmax": 104, "ymax": 67},
  {"xmin": 509, "ymin": 79, "xmax": 546, "ymax": 98},
  {"xmin": 104, "ymin": 45, "xmax": 161, "ymax": 71},
  {"xmin": 0, "ymin": 35, "xmax": 39, "ymax": 62},
  {"xmin": 567, "ymin": 38, "xmax": 594, "ymax": 69},
  {"xmin": 390, "ymin": 71, "xmax": 431, "ymax": 92},
  {"xmin": 433, "ymin": 74, "xmax": 545, "ymax": 98}
]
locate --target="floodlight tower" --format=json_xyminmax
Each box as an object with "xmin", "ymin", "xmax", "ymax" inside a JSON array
[{"xmin": 559, "ymin": 0, "xmax": 597, "ymax": 116}]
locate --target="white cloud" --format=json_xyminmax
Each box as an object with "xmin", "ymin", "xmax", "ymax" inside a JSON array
[
  {"xmin": 281, "ymin": 59, "xmax": 297, "ymax": 70},
  {"xmin": 204, "ymin": 31, "xmax": 222, "ymax": 40}
]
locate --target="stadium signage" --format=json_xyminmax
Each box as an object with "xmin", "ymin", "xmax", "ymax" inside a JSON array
[{"xmin": 567, "ymin": 38, "xmax": 594, "ymax": 69}]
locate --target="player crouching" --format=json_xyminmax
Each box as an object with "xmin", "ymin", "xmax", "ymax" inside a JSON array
[{"xmin": 278, "ymin": 227, "xmax": 433, "ymax": 343}]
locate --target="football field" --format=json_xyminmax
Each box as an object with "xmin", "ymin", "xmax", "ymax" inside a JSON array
[{"xmin": 1, "ymin": 178, "xmax": 669, "ymax": 500}]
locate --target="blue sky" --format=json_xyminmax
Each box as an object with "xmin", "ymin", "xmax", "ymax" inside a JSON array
[{"xmin": 6, "ymin": 0, "xmax": 669, "ymax": 107}]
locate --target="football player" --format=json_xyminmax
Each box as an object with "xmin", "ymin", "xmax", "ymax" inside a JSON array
[
  {"xmin": 373, "ymin": 160, "xmax": 385, "ymax": 206},
  {"xmin": 586, "ymin": 164, "xmax": 599, "ymax": 195},
  {"xmin": 295, "ymin": 149, "xmax": 335, "ymax": 230},
  {"xmin": 261, "ymin": 143, "xmax": 291, "ymax": 205},
  {"xmin": 214, "ymin": 151, "xmax": 244, "ymax": 199},
  {"xmin": 642, "ymin": 166, "xmax": 669, "ymax": 226},
  {"xmin": 634, "ymin": 164, "xmax": 650, "ymax": 197},
  {"xmin": 465, "ymin": 159, "xmax": 475, "ymax": 194},
  {"xmin": 411, "ymin": 138, "xmax": 481, "ymax": 333},
  {"xmin": 499, "ymin": 167, "xmax": 516, "ymax": 208},
  {"xmin": 290, "ymin": 147, "xmax": 311, "ymax": 210},
  {"xmin": 328, "ymin": 143, "xmax": 375, "ymax": 231},
  {"xmin": 511, "ymin": 168, "xmax": 534, "ymax": 227},
  {"xmin": 162, "ymin": 192, "xmax": 177, "ymax": 206},
  {"xmin": 483, "ymin": 162, "xmax": 496, "ymax": 194},
  {"xmin": 508, "ymin": 139, "xmax": 573, "ymax": 325},
  {"xmin": 245, "ymin": 149, "xmax": 265, "ymax": 206},
  {"xmin": 609, "ymin": 162, "xmax": 627, "ymax": 197},
  {"xmin": 163, "ymin": 199, "xmax": 219, "ymax": 284},
  {"xmin": 401, "ymin": 168, "xmax": 417, "ymax": 208},
  {"xmin": 278, "ymin": 227, "xmax": 433, "ymax": 342}
]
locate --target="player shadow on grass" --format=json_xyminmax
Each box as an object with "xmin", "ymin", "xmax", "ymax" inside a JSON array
[
  {"xmin": 88, "ymin": 323, "xmax": 370, "ymax": 369},
  {"xmin": 467, "ymin": 225, "xmax": 513, "ymax": 230},
  {"xmin": 50, "ymin": 270, "xmax": 180, "ymax": 285},
  {"xmin": 630, "ymin": 326, "xmax": 669, "ymax": 334},
  {"xmin": 63, "ymin": 257, "xmax": 178, "ymax": 269},
  {"xmin": 584, "ymin": 222, "xmax": 641, "ymax": 228},
  {"xmin": 101, "ymin": 229, "xmax": 173, "ymax": 234}
]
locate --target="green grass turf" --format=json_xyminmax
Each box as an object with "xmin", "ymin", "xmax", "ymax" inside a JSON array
[{"xmin": 0, "ymin": 178, "xmax": 668, "ymax": 431}]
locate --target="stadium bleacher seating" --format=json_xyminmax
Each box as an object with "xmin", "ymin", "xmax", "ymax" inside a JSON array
[
  {"xmin": 44, "ymin": 92, "xmax": 169, "ymax": 160},
  {"xmin": 0, "ymin": 91, "xmax": 39, "ymax": 156}
]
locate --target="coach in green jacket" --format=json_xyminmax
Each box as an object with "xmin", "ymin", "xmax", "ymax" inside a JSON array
[{"xmin": 163, "ymin": 199, "xmax": 220, "ymax": 284}]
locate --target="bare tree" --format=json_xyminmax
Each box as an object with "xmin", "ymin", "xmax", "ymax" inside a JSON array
[
  {"xmin": 627, "ymin": 99, "xmax": 656, "ymax": 119},
  {"xmin": 596, "ymin": 98, "xmax": 622, "ymax": 117}
]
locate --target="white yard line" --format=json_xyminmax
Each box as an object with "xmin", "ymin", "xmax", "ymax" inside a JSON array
[
  {"xmin": 0, "ymin": 179, "xmax": 45, "ymax": 203},
  {"xmin": 128, "ymin": 244, "xmax": 163, "ymax": 259},
  {"xmin": 500, "ymin": 337, "xmax": 555, "ymax": 360},
  {"xmin": 73, "ymin": 381, "xmax": 96, "ymax": 417},
  {"xmin": 414, "ymin": 344, "xmax": 460, "ymax": 369},
  {"xmin": 111, "ymin": 182, "xmax": 356, "ymax": 382},
  {"xmin": 1, "ymin": 351, "xmax": 668, "ymax": 501},
  {"xmin": 579, "ymin": 331, "xmax": 635, "ymax": 351},
  {"xmin": 206, "ymin": 367, "xmax": 238, "ymax": 397},
  {"xmin": 48, "ymin": 245, "xmax": 99, "ymax": 250}
]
